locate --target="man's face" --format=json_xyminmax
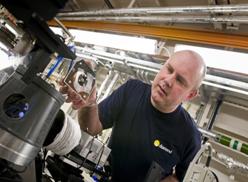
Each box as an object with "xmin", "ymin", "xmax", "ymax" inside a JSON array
[{"xmin": 151, "ymin": 54, "xmax": 199, "ymax": 111}]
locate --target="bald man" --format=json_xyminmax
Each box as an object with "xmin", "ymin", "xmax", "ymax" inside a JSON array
[{"xmin": 60, "ymin": 50, "xmax": 206, "ymax": 182}]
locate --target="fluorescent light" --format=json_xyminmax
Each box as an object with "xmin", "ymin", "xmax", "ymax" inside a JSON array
[
  {"xmin": 69, "ymin": 29, "xmax": 157, "ymax": 54},
  {"xmin": 0, "ymin": 43, "xmax": 12, "ymax": 70},
  {"xmin": 50, "ymin": 27, "xmax": 157, "ymax": 54},
  {"xmin": 50, "ymin": 27, "xmax": 63, "ymax": 36},
  {"xmin": 175, "ymin": 44, "xmax": 248, "ymax": 75}
]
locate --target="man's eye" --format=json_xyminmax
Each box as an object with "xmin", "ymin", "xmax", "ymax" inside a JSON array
[
  {"xmin": 166, "ymin": 66, "xmax": 172, "ymax": 73},
  {"xmin": 177, "ymin": 77, "xmax": 184, "ymax": 85}
]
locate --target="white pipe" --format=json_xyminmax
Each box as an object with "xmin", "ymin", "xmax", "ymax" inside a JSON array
[
  {"xmin": 98, "ymin": 72, "xmax": 119, "ymax": 102},
  {"xmin": 97, "ymin": 70, "xmax": 112, "ymax": 102},
  {"xmin": 76, "ymin": 46, "xmax": 162, "ymax": 70},
  {"xmin": 58, "ymin": 4, "xmax": 248, "ymax": 17},
  {"xmin": 127, "ymin": 0, "xmax": 136, "ymax": 8},
  {"xmin": 127, "ymin": 63, "xmax": 159, "ymax": 73},
  {"xmin": 205, "ymin": 74, "xmax": 248, "ymax": 90},
  {"xmin": 202, "ymin": 81, "xmax": 248, "ymax": 96},
  {"xmin": 198, "ymin": 128, "xmax": 217, "ymax": 140},
  {"xmin": 54, "ymin": 17, "xmax": 74, "ymax": 39},
  {"xmin": 58, "ymin": 15, "xmax": 248, "ymax": 24}
]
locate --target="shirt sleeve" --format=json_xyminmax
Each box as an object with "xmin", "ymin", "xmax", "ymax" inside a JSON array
[
  {"xmin": 175, "ymin": 132, "xmax": 201, "ymax": 181},
  {"xmin": 98, "ymin": 79, "xmax": 133, "ymax": 129}
]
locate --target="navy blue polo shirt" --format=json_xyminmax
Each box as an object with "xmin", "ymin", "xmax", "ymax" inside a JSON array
[{"xmin": 99, "ymin": 79, "xmax": 201, "ymax": 182}]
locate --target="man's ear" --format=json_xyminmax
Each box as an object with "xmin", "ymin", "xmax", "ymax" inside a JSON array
[{"xmin": 185, "ymin": 89, "xmax": 198, "ymax": 101}]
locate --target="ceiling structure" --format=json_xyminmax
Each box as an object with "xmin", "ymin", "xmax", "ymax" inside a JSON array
[{"xmin": 52, "ymin": 0, "xmax": 248, "ymax": 52}]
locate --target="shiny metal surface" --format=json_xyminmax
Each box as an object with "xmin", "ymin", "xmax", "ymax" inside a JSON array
[
  {"xmin": 0, "ymin": 68, "xmax": 65, "ymax": 166},
  {"xmin": 58, "ymin": 4, "xmax": 248, "ymax": 17},
  {"xmin": 0, "ymin": 127, "xmax": 39, "ymax": 166},
  {"xmin": 58, "ymin": 15, "xmax": 248, "ymax": 24}
]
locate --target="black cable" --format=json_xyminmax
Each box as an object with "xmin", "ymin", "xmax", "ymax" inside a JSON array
[
  {"xmin": 104, "ymin": 0, "xmax": 114, "ymax": 9},
  {"xmin": 95, "ymin": 144, "xmax": 105, "ymax": 169},
  {"xmin": 77, "ymin": 136, "xmax": 96, "ymax": 169},
  {"xmin": 206, "ymin": 145, "xmax": 212, "ymax": 167},
  {"xmin": 211, "ymin": 170, "xmax": 219, "ymax": 182}
]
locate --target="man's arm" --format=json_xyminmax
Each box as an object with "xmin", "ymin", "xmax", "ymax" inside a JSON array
[
  {"xmin": 78, "ymin": 104, "xmax": 103, "ymax": 136},
  {"xmin": 160, "ymin": 174, "xmax": 179, "ymax": 182}
]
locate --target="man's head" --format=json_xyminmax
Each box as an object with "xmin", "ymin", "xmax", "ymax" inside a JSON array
[{"xmin": 151, "ymin": 50, "xmax": 206, "ymax": 113}]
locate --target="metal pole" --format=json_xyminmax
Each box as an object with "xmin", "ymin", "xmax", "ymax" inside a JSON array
[
  {"xmin": 58, "ymin": 4, "xmax": 248, "ymax": 17},
  {"xmin": 58, "ymin": 15, "xmax": 248, "ymax": 24}
]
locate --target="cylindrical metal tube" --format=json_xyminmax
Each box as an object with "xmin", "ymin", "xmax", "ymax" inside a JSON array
[
  {"xmin": 0, "ymin": 71, "xmax": 64, "ymax": 166},
  {"xmin": 58, "ymin": 4, "xmax": 248, "ymax": 17},
  {"xmin": 58, "ymin": 15, "xmax": 248, "ymax": 24},
  {"xmin": 217, "ymin": 135, "xmax": 248, "ymax": 155}
]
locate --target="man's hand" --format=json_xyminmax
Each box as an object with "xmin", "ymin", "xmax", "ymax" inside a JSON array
[
  {"xmin": 59, "ymin": 59, "xmax": 97, "ymax": 110},
  {"xmin": 160, "ymin": 174, "xmax": 179, "ymax": 182},
  {"xmin": 59, "ymin": 82, "xmax": 97, "ymax": 110}
]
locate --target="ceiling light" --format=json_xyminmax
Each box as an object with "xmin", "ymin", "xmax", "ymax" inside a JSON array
[{"xmin": 175, "ymin": 44, "xmax": 248, "ymax": 75}]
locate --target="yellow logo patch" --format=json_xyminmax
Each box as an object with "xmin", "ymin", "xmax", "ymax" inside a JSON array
[{"xmin": 154, "ymin": 139, "xmax": 160, "ymax": 147}]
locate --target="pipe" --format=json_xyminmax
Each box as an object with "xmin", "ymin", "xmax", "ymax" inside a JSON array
[
  {"xmin": 128, "ymin": 0, "xmax": 136, "ymax": 8},
  {"xmin": 104, "ymin": 0, "xmax": 114, "ymax": 9},
  {"xmin": 58, "ymin": 4, "xmax": 248, "ymax": 17},
  {"xmin": 144, "ymin": 71, "xmax": 150, "ymax": 84},
  {"xmin": 97, "ymin": 70, "xmax": 112, "ymax": 102},
  {"xmin": 205, "ymin": 74, "xmax": 248, "ymax": 91},
  {"xmin": 127, "ymin": 63, "xmax": 159, "ymax": 73},
  {"xmin": 53, "ymin": 17, "xmax": 74, "ymax": 39},
  {"xmin": 57, "ymin": 15, "xmax": 248, "ymax": 24},
  {"xmin": 217, "ymin": 153, "xmax": 248, "ymax": 176},
  {"xmin": 202, "ymin": 81, "xmax": 248, "ymax": 96},
  {"xmin": 206, "ymin": 98, "xmax": 223, "ymax": 131},
  {"xmin": 98, "ymin": 72, "xmax": 119, "ymax": 102},
  {"xmin": 75, "ymin": 46, "xmax": 162, "ymax": 70},
  {"xmin": 216, "ymin": 135, "xmax": 248, "ymax": 155},
  {"xmin": 198, "ymin": 128, "xmax": 248, "ymax": 156},
  {"xmin": 198, "ymin": 128, "xmax": 217, "ymax": 140}
]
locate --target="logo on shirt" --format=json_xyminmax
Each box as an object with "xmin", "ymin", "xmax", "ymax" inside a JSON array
[{"xmin": 153, "ymin": 139, "xmax": 172, "ymax": 154}]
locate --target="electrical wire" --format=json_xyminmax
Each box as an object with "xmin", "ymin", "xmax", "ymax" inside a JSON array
[
  {"xmin": 46, "ymin": 56, "xmax": 63, "ymax": 78},
  {"xmin": 95, "ymin": 144, "xmax": 105, "ymax": 169},
  {"xmin": 46, "ymin": 45, "xmax": 75, "ymax": 78},
  {"xmin": 211, "ymin": 170, "xmax": 219, "ymax": 182},
  {"xmin": 205, "ymin": 144, "xmax": 212, "ymax": 167},
  {"xmin": 77, "ymin": 136, "xmax": 95, "ymax": 169}
]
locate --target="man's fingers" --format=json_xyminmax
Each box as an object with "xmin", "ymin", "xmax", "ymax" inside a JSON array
[
  {"xmin": 65, "ymin": 96, "xmax": 72, "ymax": 103},
  {"xmin": 59, "ymin": 85, "xmax": 69, "ymax": 94},
  {"xmin": 72, "ymin": 99, "xmax": 85, "ymax": 110},
  {"xmin": 87, "ymin": 86, "xmax": 97, "ymax": 103},
  {"xmin": 84, "ymin": 59, "xmax": 95, "ymax": 70}
]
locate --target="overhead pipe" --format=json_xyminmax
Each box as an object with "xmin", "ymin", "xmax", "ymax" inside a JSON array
[
  {"xmin": 98, "ymin": 72, "xmax": 119, "ymax": 103},
  {"xmin": 198, "ymin": 128, "xmax": 248, "ymax": 156},
  {"xmin": 75, "ymin": 46, "xmax": 162, "ymax": 70},
  {"xmin": 58, "ymin": 4, "xmax": 248, "ymax": 17},
  {"xmin": 205, "ymin": 74, "xmax": 248, "ymax": 91},
  {"xmin": 97, "ymin": 70, "xmax": 113, "ymax": 102},
  {"xmin": 58, "ymin": 15, "xmax": 248, "ymax": 24},
  {"xmin": 217, "ymin": 153, "xmax": 248, "ymax": 176},
  {"xmin": 103, "ymin": 0, "xmax": 114, "ymax": 9},
  {"xmin": 53, "ymin": 17, "xmax": 73, "ymax": 39},
  {"xmin": 127, "ymin": 0, "xmax": 136, "ymax": 8},
  {"xmin": 206, "ymin": 98, "xmax": 223, "ymax": 131}
]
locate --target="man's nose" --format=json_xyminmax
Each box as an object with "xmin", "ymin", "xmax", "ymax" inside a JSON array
[{"xmin": 164, "ymin": 74, "xmax": 175, "ymax": 87}]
